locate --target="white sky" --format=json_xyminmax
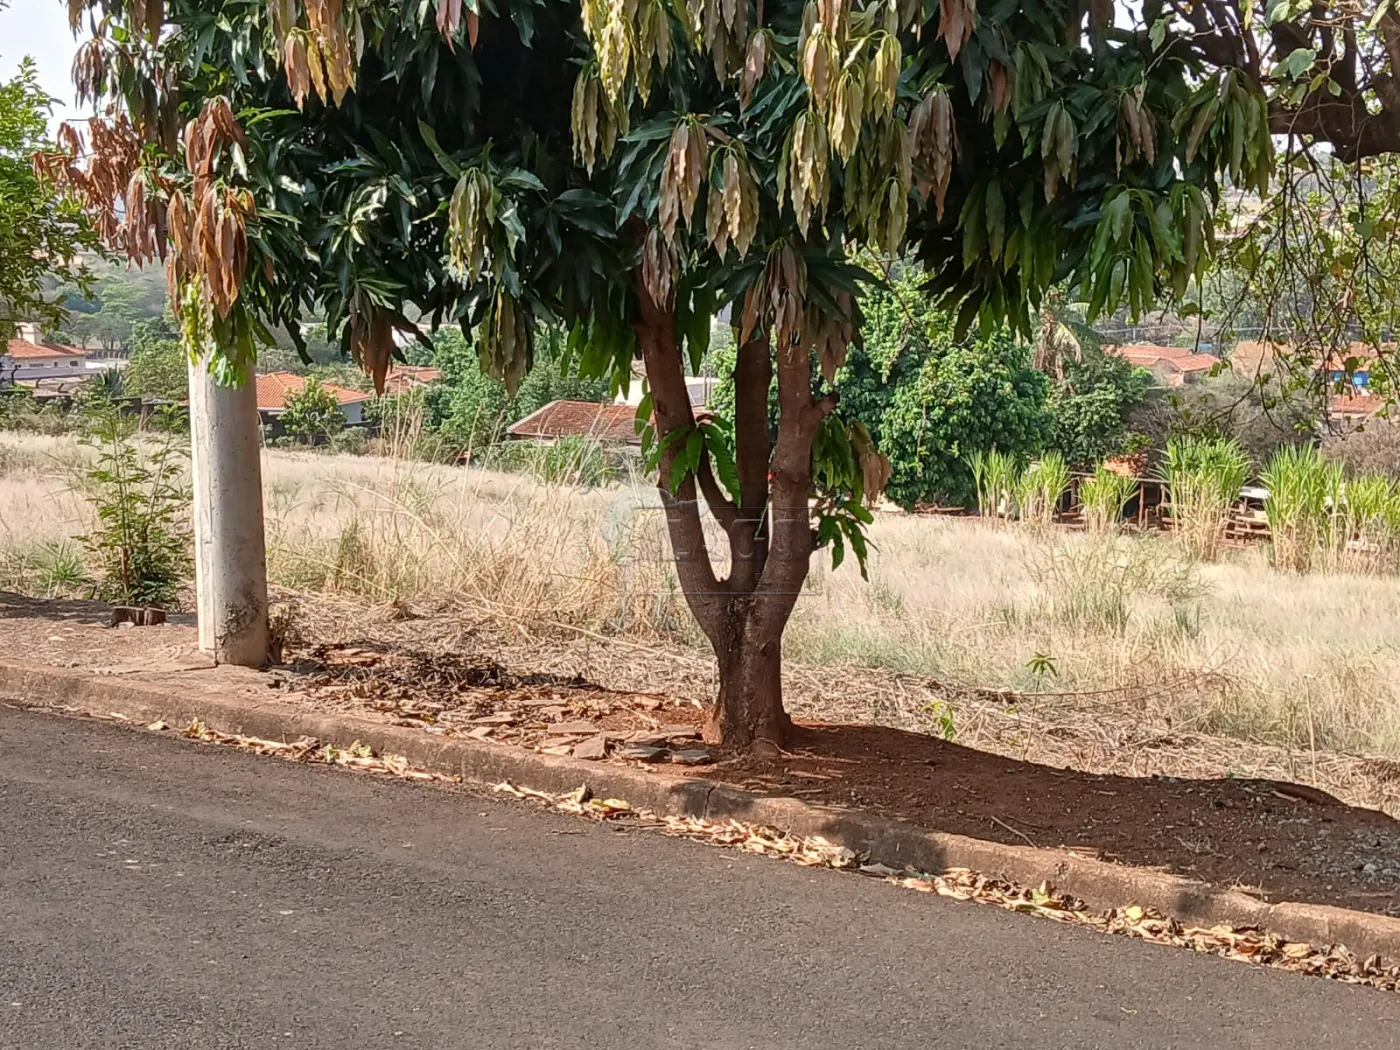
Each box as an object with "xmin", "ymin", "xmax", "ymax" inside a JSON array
[{"xmin": 0, "ymin": 0, "xmax": 82, "ymax": 132}]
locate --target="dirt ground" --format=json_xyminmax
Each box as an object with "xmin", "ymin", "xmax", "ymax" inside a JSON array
[{"xmin": 5, "ymin": 590, "xmax": 1400, "ymax": 918}]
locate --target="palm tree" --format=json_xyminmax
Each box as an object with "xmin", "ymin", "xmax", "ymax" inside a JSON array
[{"xmin": 1032, "ymin": 287, "xmax": 1100, "ymax": 380}]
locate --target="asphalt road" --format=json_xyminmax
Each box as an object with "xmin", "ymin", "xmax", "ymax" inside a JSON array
[{"xmin": 2, "ymin": 704, "xmax": 1397, "ymax": 1050}]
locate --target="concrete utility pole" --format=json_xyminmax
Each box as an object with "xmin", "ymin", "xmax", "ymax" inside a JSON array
[{"xmin": 188, "ymin": 356, "xmax": 269, "ymax": 665}]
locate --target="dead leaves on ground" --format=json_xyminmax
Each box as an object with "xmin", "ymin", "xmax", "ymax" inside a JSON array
[
  {"xmin": 494, "ymin": 781, "xmax": 859, "ymax": 868},
  {"xmin": 174, "ymin": 718, "xmax": 460, "ymax": 784},
  {"xmin": 128, "ymin": 713, "xmax": 1400, "ymax": 996}
]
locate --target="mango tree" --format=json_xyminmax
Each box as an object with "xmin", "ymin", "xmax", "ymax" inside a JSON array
[{"xmin": 59, "ymin": 0, "xmax": 1286, "ymax": 748}]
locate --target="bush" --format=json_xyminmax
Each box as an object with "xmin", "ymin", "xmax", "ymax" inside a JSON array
[
  {"xmin": 1260, "ymin": 444, "xmax": 1338, "ymax": 573},
  {"xmin": 1047, "ymin": 349, "xmax": 1154, "ymax": 466},
  {"xmin": 831, "ymin": 271, "xmax": 1050, "ymax": 508},
  {"xmin": 123, "ymin": 317, "xmax": 188, "ymax": 402},
  {"xmin": 1016, "ymin": 452, "xmax": 1071, "ymax": 526},
  {"xmin": 1079, "ymin": 464, "xmax": 1137, "ymax": 533},
  {"xmin": 75, "ymin": 409, "xmax": 191, "ymax": 607},
  {"xmin": 1324, "ymin": 419, "xmax": 1400, "ymax": 479},
  {"xmin": 1027, "ymin": 533, "xmax": 1204, "ymax": 636},
  {"xmin": 1132, "ymin": 372, "xmax": 1316, "ymax": 469},
  {"xmin": 282, "ymin": 378, "xmax": 345, "ymax": 445},
  {"xmin": 966, "ymin": 449, "xmax": 1022, "ymax": 520},
  {"xmin": 326, "ymin": 427, "xmax": 368, "ymax": 456},
  {"xmin": 1163, "ymin": 435, "xmax": 1250, "ymax": 561}
]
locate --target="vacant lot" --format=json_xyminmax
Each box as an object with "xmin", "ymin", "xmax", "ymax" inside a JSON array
[{"xmin": 6, "ymin": 430, "xmax": 1400, "ymax": 786}]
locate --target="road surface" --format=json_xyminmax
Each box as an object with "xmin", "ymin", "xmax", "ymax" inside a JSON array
[{"xmin": 1, "ymin": 702, "xmax": 1396, "ymax": 1049}]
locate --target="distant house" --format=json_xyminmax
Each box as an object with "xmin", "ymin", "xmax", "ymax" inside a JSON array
[
  {"xmin": 507, "ymin": 400, "xmax": 644, "ymax": 445},
  {"xmin": 1328, "ymin": 392, "xmax": 1385, "ymax": 424},
  {"xmin": 254, "ymin": 372, "xmax": 373, "ymax": 425},
  {"xmin": 1231, "ymin": 340, "xmax": 1386, "ymax": 390},
  {"xmin": 383, "ymin": 364, "xmax": 442, "ymax": 393},
  {"xmin": 1108, "ymin": 343, "xmax": 1220, "ymax": 387},
  {"xmin": 2, "ymin": 323, "xmax": 90, "ymax": 386}
]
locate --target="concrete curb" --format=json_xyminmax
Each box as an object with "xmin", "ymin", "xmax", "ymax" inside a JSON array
[{"xmin": 4, "ymin": 657, "xmax": 1399, "ymax": 963}]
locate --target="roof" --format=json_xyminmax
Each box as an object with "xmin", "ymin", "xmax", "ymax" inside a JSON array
[
  {"xmin": 382, "ymin": 365, "xmax": 442, "ymax": 393},
  {"xmin": 4, "ymin": 338, "xmax": 86, "ymax": 361},
  {"xmin": 1115, "ymin": 343, "xmax": 1196, "ymax": 361},
  {"xmin": 1173, "ymin": 355, "xmax": 1221, "ymax": 372},
  {"xmin": 506, "ymin": 400, "xmax": 643, "ymax": 444},
  {"xmin": 1231, "ymin": 341, "xmax": 1387, "ymax": 374},
  {"xmin": 254, "ymin": 372, "xmax": 372, "ymax": 412},
  {"xmin": 1329, "ymin": 393, "xmax": 1385, "ymax": 419},
  {"xmin": 1109, "ymin": 343, "xmax": 1220, "ymax": 374}
]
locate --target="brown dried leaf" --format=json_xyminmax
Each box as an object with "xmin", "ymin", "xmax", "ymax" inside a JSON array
[
  {"xmin": 285, "ymin": 31, "xmax": 312, "ymax": 109},
  {"xmin": 436, "ymin": 0, "xmax": 463, "ymax": 47},
  {"xmin": 937, "ymin": 0, "xmax": 976, "ymax": 62},
  {"xmin": 740, "ymin": 30, "xmax": 768, "ymax": 107},
  {"xmin": 987, "ymin": 60, "xmax": 1011, "ymax": 113},
  {"xmin": 642, "ymin": 225, "xmax": 677, "ymax": 308}
]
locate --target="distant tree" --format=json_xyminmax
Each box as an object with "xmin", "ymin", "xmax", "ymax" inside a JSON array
[
  {"xmin": 1325, "ymin": 421, "xmax": 1400, "ymax": 479},
  {"xmin": 830, "ymin": 270, "xmax": 1051, "ymax": 508},
  {"xmin": 427, "ymin": 328, "xmax": 609, "ymax": 453},
  {"xmin": 1130, "ymin": 372, "xmax": 1317, "ymax": 469},
  {"xmin": 0, "ymin": 49, "xmax": 95, "ymax": 338},
  {"xmin": 58, "ymin": 261, "xmax": 167, "ymax": 350},
  {"xmin": 1048, "ymin": 350, "xmax": 1154, "ymax": 467},
  {"xmin": 124, "ymin": 317, "xmax": 189, "ymax": 402},
  {"xmin": 281, "ymin": 379, "xmax": 344, "ymax": 445}
]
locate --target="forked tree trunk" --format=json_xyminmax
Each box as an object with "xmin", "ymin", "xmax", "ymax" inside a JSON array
[
  {"xmin": 633, "ymin": 269, "xmax": 831, "ymax": 750},
  {"xmin": 707, "ymin": 613, "xmax": 792, "ymax": 746}
]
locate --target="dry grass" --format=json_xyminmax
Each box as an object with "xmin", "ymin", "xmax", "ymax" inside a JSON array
[{"xmin": 8, "ymin": 431, "xmax": 1400, "ymax": 788}]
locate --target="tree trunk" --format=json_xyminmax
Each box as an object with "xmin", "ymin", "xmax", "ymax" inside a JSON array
[
  {"xmin": 632, "ymin": 264, "xmax": 831, "ymax": 751},
  {"xmin": 705, "ymin": 613, "xmax": 791, "ymax": 748}
]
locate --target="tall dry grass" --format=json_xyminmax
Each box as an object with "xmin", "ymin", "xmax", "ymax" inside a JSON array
[{"xmin": 8, "ymin": 431, "xmax": 1400, "ymax": 760}]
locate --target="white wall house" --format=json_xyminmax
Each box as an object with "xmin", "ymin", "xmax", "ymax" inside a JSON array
[
  {"xmin": 254, "ymin": 372, "xmax": 372, "ymax": 425},
  {"xmin": 2, "ymin": 323, "xmax": 91, "ymax": 385}
]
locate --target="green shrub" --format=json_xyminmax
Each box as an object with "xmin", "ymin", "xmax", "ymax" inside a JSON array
[
  {"xmin": 483, "ymin": 436, "xmax": 621, "ymax": 487},
  {"xmin": 1260, "ymin": 444, "xmax": 1337, "ymax": 573},
  {"xmin": 966, "ymin": 449, "xmax": 1022, "ymax": 521},
  {"xmin": 75, "ymin": 409, "xmax": 191, "ymax": 607},
  {"xmin": 1079, "ymin": 464, "xmax": 1137, "ymax": 533},
  {"xmin": 1163, "ymin": 436, "xmax": 1250, "ymax": 561},
  {"xmin": 1016, "ymin": 452, "xmax": 1071, "ymax": 526}
]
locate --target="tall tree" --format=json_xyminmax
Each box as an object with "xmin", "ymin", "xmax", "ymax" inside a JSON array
[
  {"xmin": 54, "ymin": 0, "xmax": 1320, "ymax": 748},
  {"xmin": 0, "ymin": 18, "xmax": 96, "ymax": 338}
]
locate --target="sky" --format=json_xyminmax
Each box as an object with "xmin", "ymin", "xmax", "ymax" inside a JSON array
[{"xmin": 0, "ymin": 0, "xmax": 83, "ymax": 131}]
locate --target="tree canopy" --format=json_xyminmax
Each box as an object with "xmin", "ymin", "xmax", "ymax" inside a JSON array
[
  {"xmin": 54, "ymin": 0, "xmax": 1364, "ymax": 746},
  {"xmin": 0, "ymin": 31, "xmax": 95, "ymax": 339}
]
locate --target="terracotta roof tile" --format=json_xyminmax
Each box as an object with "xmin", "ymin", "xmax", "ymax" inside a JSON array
[
  {"xmin": 382, "ymin": 365, "xmax": 442, "ymax": 393},
  {"xmin": 254, "ymin": 372, "xmax": 372, "ymax": 411},
  {"xmin": 1330, "ymin": 393, "xmax": 1385, "ymax": 418},
  {"xmin": 506, "ymin": 400, "xmax": 643, "ymax": 444},
  {"xmin": 5, "ymin": 338, "xmax": 86, "ymax": 361}
]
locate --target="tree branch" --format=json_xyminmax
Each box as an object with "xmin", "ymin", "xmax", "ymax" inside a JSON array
[{"xmin": 696, "ymin": 454, "xmax": 740, "ymax": 534}]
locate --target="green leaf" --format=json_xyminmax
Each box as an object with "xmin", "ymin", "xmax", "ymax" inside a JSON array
[
  {"xmin": 418, "ymin": 120, "xmax": 462, "ymax": 178},
  {"xmin": 985, "ymin": 181, "xmax": 1006, "ymax": 262}
]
